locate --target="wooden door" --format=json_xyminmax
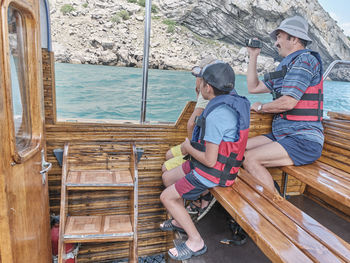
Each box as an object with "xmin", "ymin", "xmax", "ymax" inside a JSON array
[{"xmin": 0, "ymin": 0, "xmax": 52, "ymax": 262}]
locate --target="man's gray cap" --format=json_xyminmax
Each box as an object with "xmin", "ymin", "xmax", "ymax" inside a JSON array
[{"xmin": 270, "ymin": 16, "xmax": 312, "ymax": 44}]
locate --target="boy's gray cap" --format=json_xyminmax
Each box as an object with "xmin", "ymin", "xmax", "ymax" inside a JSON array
[
  {"xmin": 270, "ymin": 16, "xmax": 312, "ymax": 44},
  {"xmin": 200, "ymin": 63, "xmax": 235, "ymax": 92}
]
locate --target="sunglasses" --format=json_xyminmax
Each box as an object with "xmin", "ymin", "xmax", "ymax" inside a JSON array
[{"xmin": 191, "ymin": 66, "xmax": 201, "ymax": 77}]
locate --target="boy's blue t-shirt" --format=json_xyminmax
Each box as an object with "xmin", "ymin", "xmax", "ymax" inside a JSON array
[{"xmin": 193, "ymin": 104, "xmax": 239, "ymax": 187}]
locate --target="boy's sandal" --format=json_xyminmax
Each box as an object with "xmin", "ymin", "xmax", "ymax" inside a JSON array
[
  {"xmin": 168, "ymin": 242, "xmax": 207, "ymax": 261},
  {"xmin": 159, "ymin": 219, "xmax": 186, "ymax": 234},
  {"xmin": 186, "ymin": 200, "xmax": 201, "ymax": 214},
  {"xmin": 185, "ymin": 192, "xmax": 213, "ymax": 216},
  {"xmin": 196, "ymin": 196, "xmax": 217, "ymax": 222},
  {"xmin": 201, "ymin": 192, "xmax": 212, "ymax": 201}
]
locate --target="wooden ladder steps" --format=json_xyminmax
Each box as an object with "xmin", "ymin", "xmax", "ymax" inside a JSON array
[
  {"xmin": 66, "ymin": 169, "xmax": 133, "ymax": 190},
  {"xmin": 64, "ymin": 215, "xmax": 133, "ymax": 243},
  {"xmin": 59, "ymin": 144, "xmax": 139, "ymax": 262}
]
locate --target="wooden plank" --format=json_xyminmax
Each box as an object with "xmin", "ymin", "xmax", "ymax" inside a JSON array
[
  {"xmin": 305, "ymin": 186, "xmax": 350, "ymax": 222},
  {"xmin": 281, "ymin": 165, "xmax": 350, "ymax": 207},
  {"xmin": 58, "ymin": 144, "xmax": 70, "ymax": 263},
  {"xmin": 130, "ymin": 144, "xmax": 138, "ymax": 262},
  {"xmin": 328, "ymin": 111, "xmax": 350, "ymax": 121},
  {"xmin": 234, "ymin": 180, "xmax": 344, "ymax": 263},
  {"xmin": 239, "ymin": 170, "xmax": 350, "ymax": 262},
  {"xmin": 64, "ymin": 215, "xmax": 133, "ymax": 243},
  {"xmin": 66, "ymin": 169, "xmax": 133, "ymax": 190},
  {"xmin": 211, "ymin": 184, "xmax": 313, "ymax": 263},
  {"xmin": 312, "ymin": 161, "xmax": 350, "ymax": 182}
]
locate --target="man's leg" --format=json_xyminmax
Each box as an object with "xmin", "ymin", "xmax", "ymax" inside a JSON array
[
  {"xmin": 246, "ymin": 135, "xmax": 274, "ymax": 150},
  {"xmin": 243, "ymin": 141, "xmax": 293, "ymax": 193},
  {"xmin": 160, "ymin": 185, "xmax": 205, "ymax": 256}
]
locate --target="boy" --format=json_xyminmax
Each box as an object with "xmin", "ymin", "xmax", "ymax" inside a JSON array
[{"xmin": 160, "ymin": 62, "xmax": 250, "ymax": 260}]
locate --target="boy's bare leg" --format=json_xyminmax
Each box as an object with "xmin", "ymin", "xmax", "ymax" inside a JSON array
[
  {"xmin": 160, "ymin": 185, "xmax": 205, "ymax": 256},
  {"xmin": 162, "ymin": 165, "xmax": 186, "ymax": 187}
]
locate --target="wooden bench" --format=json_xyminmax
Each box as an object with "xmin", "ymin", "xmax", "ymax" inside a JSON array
[
  {"xmin": 280, "ymin": 112, "xmax": 350, "ymax": 216},
  {"xmin": 211, "ymin": 169, "xmax": 350, "ymax": 263}
]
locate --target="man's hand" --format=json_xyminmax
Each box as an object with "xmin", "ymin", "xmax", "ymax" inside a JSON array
[
  {"xmin": 247, "ymin": 46, "xmax": 261, "ymax": 58},
  {"xmin": 251, "ymin": 102, "xmax": 263, "ymax": 112}
]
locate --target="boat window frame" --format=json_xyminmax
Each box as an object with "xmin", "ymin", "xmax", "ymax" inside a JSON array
[{"xmin": 3, "ymin": 1, "xmax": 43, "ymax": 163}]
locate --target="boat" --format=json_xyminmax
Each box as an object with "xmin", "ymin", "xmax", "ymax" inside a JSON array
[{"xmin": 0, "ymin": 0, "xmax": 349, "ymax": 262}]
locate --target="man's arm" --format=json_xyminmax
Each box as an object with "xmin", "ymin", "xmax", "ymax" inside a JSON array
[
  {"xmin": 252, "ymin": 53, "xmax": 320, "ymax": 114},
  {"xmin": 247, "ymin": 47, "xmax": 270, "ymax": 94},
  {"xmin": 251, "ymin": 95, "xmax": 298, "ymax": 113},
  {"xmin": 187, "ymin": 107, "xmax": 204, "ymax": 139},
  {"xmin": 181, "ymin": 138, "xmax": 219, "ymax": 168}
]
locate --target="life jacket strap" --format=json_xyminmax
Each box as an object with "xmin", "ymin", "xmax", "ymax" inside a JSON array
[
  {"xmin": 190, "ymin": 146, "xmax": 242, "ymax": 186},
  {"xmin": 279, "ymin": 88, "xmax": 323, "ymax": 120},
  {"xmin": 264, "ymin": 65, "xmax": 287, "ymax": 82},
  {"xmin": 217, "ymin": 153, "xmax": 244, "ymax": 168},
  {"xmin": 282, "ymin": 108, "xmax": 323, "ymax": 117},
  {"xmin": 194, "ymin": 116, "xmax": 206, "ymax": 141},
  {"xmin": 317, "ymin": 89, "xmax": 322, "ymax": 121},
  {"xmin": 276, "ymin": 93, "xmax": 323, "ymax": 101},
  {"xmin": 190, "ymin": 141, "xmax": 206, "ymax": 151},
  {"xmin": 219, "ymin": 152, "xmax": 243, "ymax": 186},
  {"xmin": 192, "ymin": 159, "xmax": 238, "ymax": 186}
]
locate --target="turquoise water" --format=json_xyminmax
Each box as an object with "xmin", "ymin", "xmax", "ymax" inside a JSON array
[{"xmin": 55, "ymin": 63, "xmax": 350, "ymax": 122}]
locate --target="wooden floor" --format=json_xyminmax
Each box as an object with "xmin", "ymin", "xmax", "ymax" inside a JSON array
[{"xmin": 177, "ymin": 195, "xmax": 350, "ymax": 263}]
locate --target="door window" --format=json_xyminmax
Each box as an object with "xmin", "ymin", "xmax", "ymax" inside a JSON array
[{"xmin": 8, "ymin": 5, "xmax": 32, "ymax": 152}]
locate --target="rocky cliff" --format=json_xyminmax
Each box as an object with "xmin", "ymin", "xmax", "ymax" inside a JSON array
[{"xmin": 49, "ymin": 0, "xmax": 350, "ymax": 78}]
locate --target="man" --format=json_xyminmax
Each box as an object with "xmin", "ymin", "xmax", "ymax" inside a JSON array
[
  {"xmin": 244, "ymin": 15, "xmax": 324, "ymax": 193},
  {"xmin": 159, "ymin": 63, "xmax": 250, "ymax": 260}
]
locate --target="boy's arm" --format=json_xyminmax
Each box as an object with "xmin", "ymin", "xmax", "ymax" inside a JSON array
[{"xmin": 181, "ymin": 138, "xmax": 219, "ymax": 168}]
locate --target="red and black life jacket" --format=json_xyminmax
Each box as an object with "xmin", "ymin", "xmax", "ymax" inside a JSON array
[
  {"xmin": 264, "ymin": 49, "xmax": 323, "ymax": 121},
  {"xmin": 190, "ymin": 94, "xmax": 250, "ymax": 187}
]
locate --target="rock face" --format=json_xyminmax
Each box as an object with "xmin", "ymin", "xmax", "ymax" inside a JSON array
[{"xmin": 49, "ymin": 0, "xmax": 350, "ymax": 78}]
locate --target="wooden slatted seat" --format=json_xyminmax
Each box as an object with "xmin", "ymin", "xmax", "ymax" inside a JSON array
[
  {"xmin": 211, "ymin": 169, "xmax": 350, "ymax": 263},
  {"xmin": 64, "ymin": 215, "xmax": 133, "ymax": 243},
  {"xmin": 281, "ymin": 161, "xmax": 350, "ymax": 207},
  {"xmin": 66, "ymin": 169, "xmax": 133, "ymax": 190},
  {"xmin": 279, "ymin": 112, "xmax": 350, "ymax": 214}
]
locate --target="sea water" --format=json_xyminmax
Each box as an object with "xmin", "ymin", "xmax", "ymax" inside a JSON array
[{"xmin": 55, "ymin": 63, "xmax": 350, "ymax": 122}]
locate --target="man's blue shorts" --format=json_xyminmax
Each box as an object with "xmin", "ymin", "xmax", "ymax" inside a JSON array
[
  {"xmin": 264, "ymin": 133, "xmax": 323, "ymax": 166},
  {"xmin": 174, "ymin": 170, "xmax": 208, "ymax": 201}
]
